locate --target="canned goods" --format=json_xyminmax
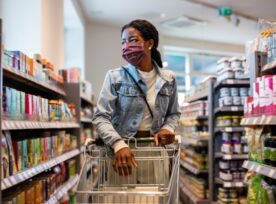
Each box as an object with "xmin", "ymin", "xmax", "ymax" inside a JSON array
[{"xmin": 230, "ymin": 88, "xmax": 239, "ymax": 97}]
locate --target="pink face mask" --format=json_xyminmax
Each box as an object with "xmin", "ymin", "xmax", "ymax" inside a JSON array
[{"xmin": 122, "ymin": 42, "xmax": 145, "ymax": 66}]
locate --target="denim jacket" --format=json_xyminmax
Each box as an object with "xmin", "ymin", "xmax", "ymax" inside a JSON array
[{"xmin": 92, "ymin": 62, "xmax": 181, "ymax": 148}]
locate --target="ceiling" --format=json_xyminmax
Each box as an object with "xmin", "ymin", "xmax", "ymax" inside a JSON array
[{"xmin": 79, "ymin": 0, "xmax": 276, "ymax": 44}]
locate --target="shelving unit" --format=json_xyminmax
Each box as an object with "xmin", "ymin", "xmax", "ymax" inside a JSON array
[
  {"xmin": 1, "ymin": 149, "xmax": 80, "ymax": 190},
  {"xmin": 215, "ymin": 152, "xmax": 248, "ymax": 160},
  {"xmin": 0, "ymin": 19, "xmax": 88, "ymax": 202},
  {"xmin": 208, "ymin": 76, "xmax": 250, "ymax": 203},
  {"xmin": 45, "ymin": 174, "xmax": 79, "ymax": 204},
  {"xmin": 185, "ymin": 91, "xmax": 208, "ymax": 103},
  {"xmin": 215, "ymin": 178, "xmax": 246, "ymax": 188},
  {"xmin": 2, "ymin": 120, "xmax": 79, "ymax": 130},
  {"xmin": 241, "ymin": 115, "xmax": 276, "ymax": 126}
]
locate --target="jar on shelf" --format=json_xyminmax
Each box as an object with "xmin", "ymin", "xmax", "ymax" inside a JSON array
[
  {"xmin": 230, "ymin": 88, "xmax": 239, "ymax": 97},
  {"xmin": 233, "ymin": 141, "xmax": 242, "ymax": 154},
  {"xmin": 222, "ymin": 141, "xmax": 233, "ymax": 154},
  {"xmin": 233, "ymin": 96, "xmax": 242, "ymax": 106},
  {"xmin": 232, "ymin": 116, "xmax": 241, "ymax": 126},
  {"xmin": 220, "ymin": 88, "xmax": 231, "ymax": 98}
]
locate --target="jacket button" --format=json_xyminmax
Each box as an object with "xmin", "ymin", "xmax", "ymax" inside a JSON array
[{"xmin": 133, "ymin": 121, "xmax": 137, "ymax": 125}]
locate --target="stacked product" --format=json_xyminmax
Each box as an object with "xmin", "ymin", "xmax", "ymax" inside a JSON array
[
  {"xmin": 3, "ymin": 50, "xmax": 64, "ymax": 86},
  {"xmin": 180, "ymin": 169, "xmax": 208, "ymax": 200},
  {"xmin": 217, "ymin": 187, "xmax": 247, "ymax": 204},
  {"xmin": 2, "ymin": 86, "xmax": 76, "ymax": 122},
  {"xmin": 181, "ymin": 147, "xmax": 208, "ymax": 171},
  {"xmin": 217, "ymin": 57, "xmax": 247, "ymax": 82},
  {"xmin": 2, "ymin": 160, "xmax": 77, "ymax": 204},
  {"xmin": 1, "ymin": 131, "xmax": 77, "ymax": 179},
  {"xmin": 220, "ymin": 132, "xmax": 248, "ymax": 155},
  {"xmin": 219, "ymin": 87, "xmax": 250, "ymax": 108}
]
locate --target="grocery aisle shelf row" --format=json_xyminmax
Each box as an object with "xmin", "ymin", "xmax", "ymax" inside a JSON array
[
  {"xmin": 1, "ymin": 149, "xmax": 81, "ymax": 190},
  {"xmin": 3, "ymin": 64, "xmax": 66, "ymax": 96},
  {"xmin": 215, "ymin": 106, "xmax": 244, "ymax": 114},
  {"xmin": 242, "ymin": 160, "xmax": 276, "ymax": 180},
  {"xmin": 214, "ymin": 79, "xmax": 250, "ymax": 90},
  {"xmin": 261, "ymin": 60, "xmax": 276, "ymax": 74},
  {"xmin": 80, "ymin": 117, "xmax": 93, "ymax": 123},
  {"xmin": 45, "ymin": 175, "xmax": 79, "ymax": 204},
  {"xmin": 179, "ymin": 182, "xmax": 209, "ymax": 204},
  {"xmin": 215, "ymin": 126, "xmax": 244, "ymax": 133},
  {"xmin": 181, "ymin": 115, "xmax": 208, "ymax": 121},
  {"xmin": 215, "ymin": 178, "xmax": 246, "ymax": 188},
  {"xmin": 181, "ymin": 137, "xmax": 208, "ymax": 147},
  {"xmin": 241, "ymin": 116, "xmax": 276, "ymax": 126},
  {"xmin": 2, "ymin": 120, "xmax": 80, "ymax": 130},
  {"xmin": 185, "ymin": 91, "xmax": 208, "ymax": 103},
  {"xmin": 215, "ymin": 153, "xmax": 248, "ymax": 160},
  {"xmin": 180, "ymin": 160, "xmax": 208, "ymax": 175},
  {"xmin": 81, "ymin": 93, "xmax": 94, "ymax": 106}
]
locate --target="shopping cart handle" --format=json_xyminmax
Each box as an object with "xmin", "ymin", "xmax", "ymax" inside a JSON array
[
  {"xmin": 175, "ymin": 135, "xmax": 181, "ymax": 144},
  {"xmin": 84, "ymin": 137, "xmax": 105, "ymax": 146}
]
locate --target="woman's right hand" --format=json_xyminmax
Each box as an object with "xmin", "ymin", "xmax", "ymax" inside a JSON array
[{"xmin": 112, "ymin": 147, "xmax": 137, "ymax": 176}]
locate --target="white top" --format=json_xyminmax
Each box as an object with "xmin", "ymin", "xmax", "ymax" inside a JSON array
[{"xmin": 137, "ymin": 68, "xmax": 157, "ymax": 131}]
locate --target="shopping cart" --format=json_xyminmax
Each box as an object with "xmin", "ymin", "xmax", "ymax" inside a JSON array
[{"xmin": 76, "ymin": 136, "xmax": 181, "ymax": 204}]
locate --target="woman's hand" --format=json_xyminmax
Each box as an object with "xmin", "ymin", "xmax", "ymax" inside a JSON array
[
  {"xmin": 112, "ymin": 147, "xmax": 137, "ymax": 176},
  {"xmin": 154, "ymin": 129, "xmax": 175, "ymax": 146}
]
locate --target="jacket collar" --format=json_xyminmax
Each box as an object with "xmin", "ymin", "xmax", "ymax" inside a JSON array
[{"xmin": 124, "ymin": 61, "xmax": 172, "ymax": 83}]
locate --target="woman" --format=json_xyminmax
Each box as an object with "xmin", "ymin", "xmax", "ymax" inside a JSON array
[{"xmin": 92, "ymin": 19, "xmax": 180, "ymax": 178}]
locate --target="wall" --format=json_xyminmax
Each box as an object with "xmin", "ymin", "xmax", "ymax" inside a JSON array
[
  {"xmin": 85, "ymin": 22, "xmax": 124, "ymax": 98},
  {"xmin": 85, "ymin": 22, "xmax": 244, "ymax": 98},
  {"xmin": 0, "ymin": 0, "xmax": 41, "ymax": 54}
]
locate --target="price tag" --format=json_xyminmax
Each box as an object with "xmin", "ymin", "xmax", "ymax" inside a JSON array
[
  {"xmin": 268, "ymin": 169, "xmax": 275, "ymax": 178},
  {"xmin": 1, "ymin": 182, "xmax": 6, "ymax": 190},
  {"xmin": 224, "ymin": 182, "xmax": 232, "ymax": 188},
  {"xmin": 10, "ymin": 176, "xmax": 17, "ymax": 185},
  {"xmin": 231, "ymin": 106, "xmax": 239, "ymax": 111},
  {"xmin": 253, "ymin": 118, "xmax": 258, "ymax": 125},
  {"xmin": 224, "ymin": 155, "xmax": 231, "ymax": 160},
  {"xmin": 18, "ymin": 173, "xmax": 24, "ymax": 181},
  {"xmin": 236, "ymin": 182, "xmax": 244, "ymax": 187},
  {"xmin": 228, "ymin": 79, "xmax": 235, "ymax": 84},
  {"xmin": 266, "ymin": 116, "xmax": 272, "ymax": 124},
  {"xmin": 225, "ymin": 127, "xmax": 232, "ymax": 132}
]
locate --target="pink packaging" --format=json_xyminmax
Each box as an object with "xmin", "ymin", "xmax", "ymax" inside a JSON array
[
  {"xmin": 245, "ymin": 97, "xmax": 253, "ymax": 117},
  {"xmin": 264, "ymin": 75, "xmax": 273, "ymax": 115},
  {"xmin": 253, "ymin": 79, "xmax": 260, "ymax": 116},
  {"xmin": 273, "ymin": 75, "xmax": 276, "ymax": 114},
  {"xmin": 259, "ymin": 76, "xmax": 265, "ymax": 115}
]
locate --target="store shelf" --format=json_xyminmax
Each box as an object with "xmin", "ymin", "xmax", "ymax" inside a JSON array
[
  {"xmin": 215, "ymin": 79, "xmax": 250, "ymax": 90},
  {"xmin": 215, "ymin": 106, "xmax": 244, "ymax": 114},
  {"xmin": 45, "ymin": 175, "xmax": 79, "ymax": 204},
  {"xmin": 80, "ymin": 117, "xmax": 92, "ymax": 123},
  {"xmin": 181, "ymin": 137, "xmax": 208, "ymax": 147},
  {"xmin": 215, "ymin": 126, "xmax": 244, "ymax": 133},
  {"xmin": 182, "ymin": 115, "xmax": 208, "ymax": 121},
  {"xmin": 81, "ymin": 93, "xmax": 94, "ymax": 105},
  {"xmin": 215, "ymin": 178, "xmax": 246, "ymax": 188},
  {"xmin": 215, "ymin": 152, "xmax": 248, "ymax": 160},
  {"xmin": 2, "ymin": 120, "xmax": 79, "ymax": 130},
  {"xmin": 180, "ymin": 182, "xmax": 209, "ymax": 204},
  {"xmin": 1, "ymin": 149, "xmax": 81, "ymax": 190},
  {"xmin": 241, "ymin": 116, "xmax": 276, "ymax": 126},
  {"xmin": 3, "ymin": 64, "xmax": 66, "ymax": 96},
  {"xmin": 185, "ymin": 91, "xmax": 208, "ymax": 103},
  {"xmin": 261, "ymin": 60, "xmax": 276, "ymax": 74},
  {"xmin": 242, "ymin": 160, "xmax": 276, "ymax": 180},
  {"xmin": 180, "ymin": 160, "xmax": 208, "ymax": 175}
]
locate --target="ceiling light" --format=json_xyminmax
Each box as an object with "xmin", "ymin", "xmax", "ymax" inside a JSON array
[
  {"xmin": 160, "ymin": 13, "xmax": 167, "ymax": 18},
  {"xmin": 163, "ymin": 61, "xmax": 169, "ymax": 67}
]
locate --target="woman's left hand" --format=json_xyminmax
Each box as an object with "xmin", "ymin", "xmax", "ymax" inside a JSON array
[{"xmin": 154, "ymin": 129, "xmax": 175, "ymax": 146}]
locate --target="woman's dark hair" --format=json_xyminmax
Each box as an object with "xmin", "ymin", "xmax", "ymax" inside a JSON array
[{"xmin": 121, "ymin": 19, "xmax": 163, "ymax": 68}]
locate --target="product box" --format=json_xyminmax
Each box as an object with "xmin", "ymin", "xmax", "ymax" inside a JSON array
[
  {"xmin": 4, "ymin": 131, "xmax": 18, "ymax": 175},
  {"xmin": 3, "ymin": 86, "xmax": 12, "ymax": 119},
  {"xmin": 12, "ymin": 140, "xmax": 22, "ymax": 172},
  {"xmin": 1, "ymin": 132, "xmax": 10, "ymax": 178},
  {"xmin": 22, "ymin": 140, "xmax": 28, "ymax": 170}
]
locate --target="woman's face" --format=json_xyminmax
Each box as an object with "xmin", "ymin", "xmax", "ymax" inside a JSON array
[{"xmin": 121, "ymin": 27, "xmax": 154, "ymax": 57}]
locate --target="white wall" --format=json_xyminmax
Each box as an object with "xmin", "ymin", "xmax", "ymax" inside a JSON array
[
  {"xmin": 85, "ymin": 22, "xmax": 245, "ymax": 98},
  {"xmin": 85, "ymin": 22, "xmax": 124, "ymax": 98},
  {"xmin": 0, "ymin": 0, "xmax": 41, "ymax": 54}
]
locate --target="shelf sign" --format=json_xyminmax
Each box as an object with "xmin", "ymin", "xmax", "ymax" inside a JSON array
[{"xmin": 218, "ymin": 7, "xmax": 233, "ymax": 16}]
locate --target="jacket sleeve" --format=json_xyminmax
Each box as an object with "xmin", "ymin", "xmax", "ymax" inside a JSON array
[
  {"xmin": 92, "ymin": 71, "xmax": 125, "ymax": 147},
  {"xmin": 161, "ymin": 78, "xmax": 181, "ymax": 132}
]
